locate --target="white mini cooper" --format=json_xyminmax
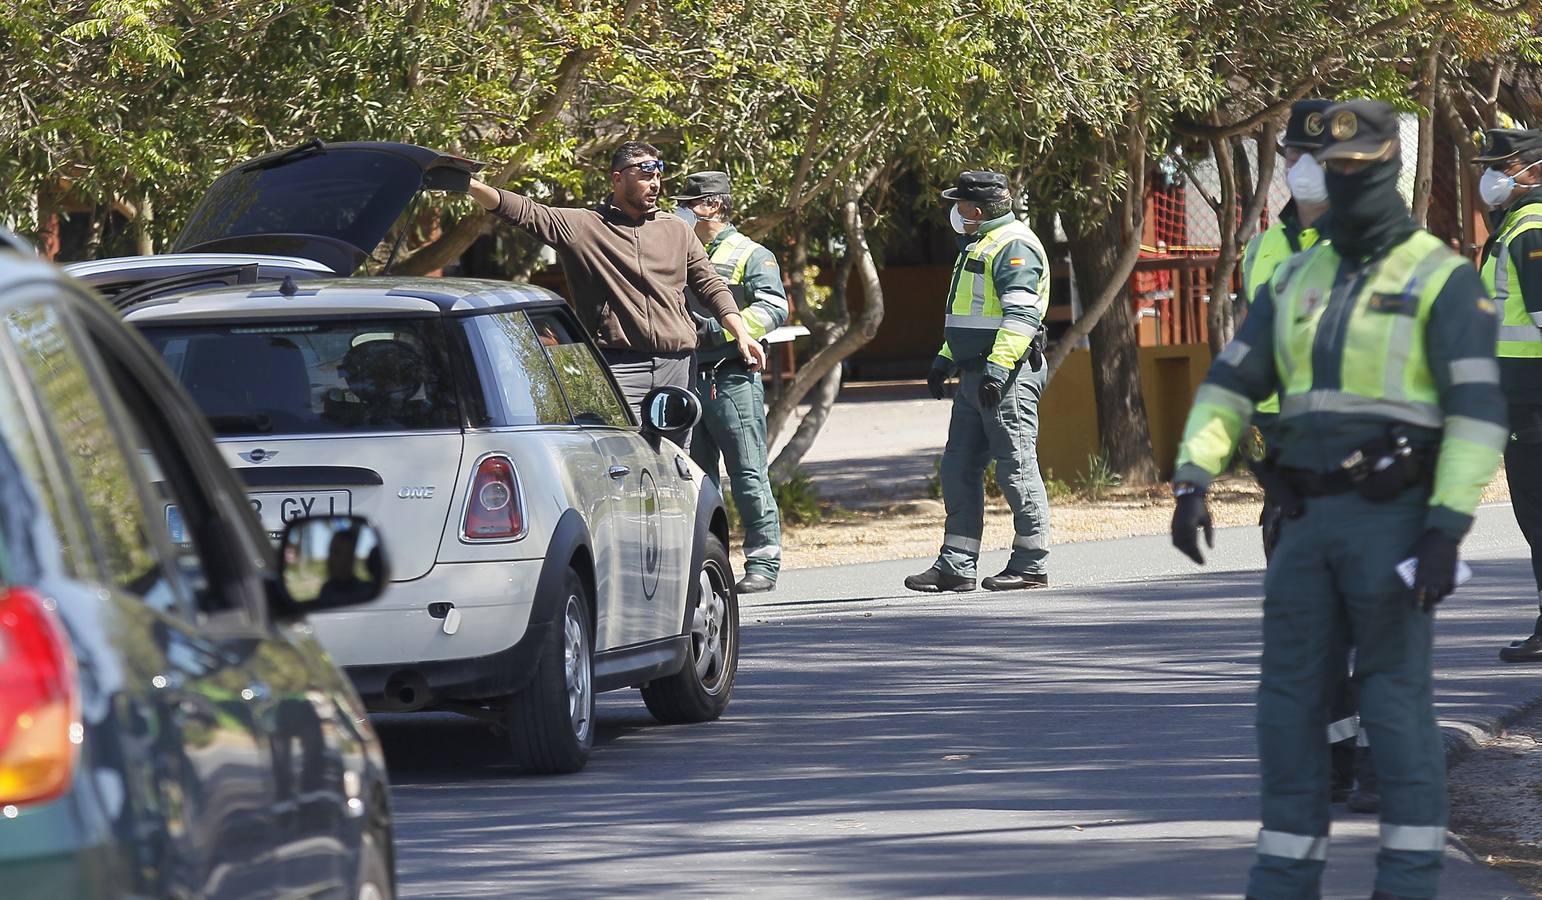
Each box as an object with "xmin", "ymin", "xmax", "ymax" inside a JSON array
[{"xmin": 66, "ymin": 142, "xmax": 739, "ymax": 773}]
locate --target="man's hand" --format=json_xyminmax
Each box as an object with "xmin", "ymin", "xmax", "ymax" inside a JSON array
[
  {"xmin": 738, "ymin": 336, "xmax": 767, "ymax": 371},
  {"xmin": 467, "ymin": 177, "xmax": 500, "ymax": 211},
  {"xmin": 1171, "ymin": 484, "xmax": 1214, "ymax": 564},
  {"xmin": 979, "ymin": 362, "xmax": 1010, "ymax": 410},
  {"xmin": 927, "ymin": 356, "xmax": 953, "ymax": 400},
  {"xmin": 1409, "ymin": 529, "xmax": 1459, "ymax": 612}
]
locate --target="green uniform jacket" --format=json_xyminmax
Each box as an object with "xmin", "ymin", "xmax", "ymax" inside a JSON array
[
  {"xmin": 1482, "ymin": 187, "xmax": 1542, "ymax": 403},
  {"xmin": 938, "ymin": 213, "xmax": 1049, "ymax": 371},
  {"xmin": 1240, "ymin": 202, "xmax": 1321, "ymax": 417},
  {"xmin": 1175, "ymin": 230, "xmax": 1505, "ymax": 540},
  {"xmin": 696, "ymin": 225, "xmax": 789, "ymax": 365}
]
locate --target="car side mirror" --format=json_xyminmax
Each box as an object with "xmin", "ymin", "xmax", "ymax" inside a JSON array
[
  {"xmin": 640, "ymin": 386, "xmax": 701, "ymax": 440},
  {"xmin": 271, "ymin": 515, "xmax": 389, "ymax": 618}
]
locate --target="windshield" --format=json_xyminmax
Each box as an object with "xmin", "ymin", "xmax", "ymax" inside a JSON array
[{"xmin": 139, "ymin": 318, "xmax": 460, "ymax": 435}]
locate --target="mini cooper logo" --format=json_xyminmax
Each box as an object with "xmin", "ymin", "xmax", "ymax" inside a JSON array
[
  {"xmin": 239, "ymin": 449, "xmax": 278, "ymax": 464},
  {"xmin": 398, "ymin": 486, "xmax": 435, "ymax": 499}
]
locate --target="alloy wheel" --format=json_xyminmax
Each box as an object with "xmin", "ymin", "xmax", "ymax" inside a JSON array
[{"xmin": 563, "ymin": 595, "xmax": 592, "ymax": 742}]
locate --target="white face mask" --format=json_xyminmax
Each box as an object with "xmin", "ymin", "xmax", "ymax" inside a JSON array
[
  {"xmin": 1480, "ymin": 159, "xmax": 1542, "ymax": 209},
  {"xmin": 949, "ymin": 205, "xmax": 987, "ymax": 234},
  {"xmin": 675, "ymin": 205, "xmax": 700, "ymax": 227},
  {"xmin": 1285, "ymin": 153, "xmax": 1328, "ymax": 205}
]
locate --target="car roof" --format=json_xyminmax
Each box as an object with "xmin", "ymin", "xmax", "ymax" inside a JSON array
[
  {"xmin": 122, "ymin": 276, "xmax": 567, "ymax": 323},
  {"xmin": 63, "ymin": 252, "xmax": 334, "ymax": 284}
]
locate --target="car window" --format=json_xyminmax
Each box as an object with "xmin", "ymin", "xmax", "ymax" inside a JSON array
[
  {"xmin": 4, "ymin": 304, "xmax": 193, "ymax": 615},
  {"xmin": 137, "ymin": 317, "xmax": 459, "ymax": 435},
  {"xmin": 465, "ymin": 312, "xmax": 571, "ymax": 426},
  {"xmin": 0, "ymin": 331, "xmax": 88, "ymax": 579},
  {"xmin": 529, "ymin": 311, "xmax": 631, "ymax": 428}
]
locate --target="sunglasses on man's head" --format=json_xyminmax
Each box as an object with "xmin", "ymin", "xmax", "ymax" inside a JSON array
[{"xmin": 622, "ymin": 159, "xmax": 667, "ymax": 175}]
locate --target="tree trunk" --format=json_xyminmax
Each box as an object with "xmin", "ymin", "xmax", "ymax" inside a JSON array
[
  {"xmin": 763, "ymin": 170, "xmax": 885, "ymax": 447},
  {"xmin": 769, "ymin": 363, "xmax": 841, "ymax": 482},
  {"xmin": 1068, "ymin": 206, "xmax": 1160, "ymax": 485},
  {"xmin": 1207, "ymin": 131, "xmax": 1239, "ymax": 356},
  {"xmin": 135, "ymin": 195, "xmax": 154, "ymax": 256},
  {"xmin": 1045, "ymin": 122, "xmax": 1148, "ymax": 377},
  {"xmin": 392, "ymin": 0, "xmax": 647, "ymax": 275},
  {"xmin": 767, "ymin": 229, "xmax": 844, "ymax": 448},
  {"xmin": 1412, "ymin": 37, "xmax": 1444, "ymax": 227},
  {"xmin": 1213, "ymin": 119, "xmax": 1279, "ymax": 337}
]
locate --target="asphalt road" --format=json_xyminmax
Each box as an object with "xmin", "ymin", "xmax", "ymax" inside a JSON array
[{"xmin": 378, "ymin": 504, "xmax": 1539, "ymax": 898}]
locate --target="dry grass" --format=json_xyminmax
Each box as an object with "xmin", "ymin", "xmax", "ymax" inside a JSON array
[{"xmin": 738, "ymin": 468, "xmax": 1513, "ymax": 572}]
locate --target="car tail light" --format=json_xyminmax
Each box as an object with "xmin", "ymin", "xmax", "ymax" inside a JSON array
[
  {"xmin": 0, "ymin": 586, "xmax": 79, "ymax": 808},
  {"xmin": 462, "ymin": 455, "xmax": 524, "ymax": 541}
]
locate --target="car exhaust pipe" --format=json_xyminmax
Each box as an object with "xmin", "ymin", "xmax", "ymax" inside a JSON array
[{"xmin": 380, "ymin": 671, "xmax": 431, "ymax": 712}]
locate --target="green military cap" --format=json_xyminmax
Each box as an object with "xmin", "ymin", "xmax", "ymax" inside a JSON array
[
  {"xmin": 1316, "ymin": 99, "xmax": 1399, "ymax": 162},
  {"xmin": 941, "ymin": 171, "xmax": 1009, "ymax": 203},
  {"xmin": 672, "ymin": 170, "xmax": 732, "ymax": 201},
  {"xmin": 1473, "ymin": 128, "xmax": 1542, "ymax": 164},
  {"xmin": 1280, "ymin": 99, "xmax": 1333, "ymax": 151}
]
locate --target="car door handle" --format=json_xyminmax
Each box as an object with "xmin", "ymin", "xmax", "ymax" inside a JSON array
[{"xmin": 608, "ymin": 465, "xmax": 631, "ymax": 479}]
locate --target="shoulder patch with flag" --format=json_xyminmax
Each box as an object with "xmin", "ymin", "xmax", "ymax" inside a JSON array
[{"xmin": 1007, "ymin": 257, "xmax": 1025, "ymax": 266}]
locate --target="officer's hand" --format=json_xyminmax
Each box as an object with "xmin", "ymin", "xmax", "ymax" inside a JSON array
[
  {"xmin": 1171, "ymin": 484, "xmax": 1214, "ymax": 565},
  {"xmin": 738, "ymin": 336, "xmax": 767, "ymax": 371},
  {"xmin": 1409, "ymin": 528, "xmax": 1459, "ymax": 612},
  {"xmin": 979, "ymin": 362, "xmax": 1010, "ymax": 410},
  {"xmin": 927, "ymin": 356, "xmax": 952, "ymax": 400}
]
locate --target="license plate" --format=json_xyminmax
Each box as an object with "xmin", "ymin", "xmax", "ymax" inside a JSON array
[{"xmin": 165, "ymin": 491, "xmax": 351, "ymax": 542}]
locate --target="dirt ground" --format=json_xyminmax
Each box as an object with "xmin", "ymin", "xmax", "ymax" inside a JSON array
[
  {"xmin": 764, "ymin": 468, "xmax": 1513, "ymax": 571},
  {"xmin": 1450, "ymin": 700, "xmax": 1542, "ymax": 897}
]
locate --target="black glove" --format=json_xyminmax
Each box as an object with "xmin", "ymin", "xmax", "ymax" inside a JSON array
[
  {"xmin": 979, "ymin": 362, "xmax": 1010, "ymax": 410},
  {"xmin": 1409, "ymin": 528, "xmax": 1459, "ymax": 612},
  {"xmin": 1171, "ymin": 484, "xmax": 1214, "ymax": 564},
  {"xmin": 927, "ymin": 355, "xmax": 952, "ymax": 400}
]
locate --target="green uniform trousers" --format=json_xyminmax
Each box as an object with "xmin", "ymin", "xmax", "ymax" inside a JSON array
[
  {"xmin": 1248, "ymin": 487, "xmax": 1445, "ymax": 900},
  {"xmin": 936, "ymin": 363, "xmax": 1050, "ymax": 578},
  {"xmin": 692, "ymin": 362, "xmax": 781, "ymax": 580}
]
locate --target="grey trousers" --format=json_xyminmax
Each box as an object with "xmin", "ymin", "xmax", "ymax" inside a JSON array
[
  {"xmin": 603, "ymin": 350, "xmax": 694, "ymax": 451},
  {"xmin": 935, "ymin": 363, "xmax": 1050, "ymax": 578}
]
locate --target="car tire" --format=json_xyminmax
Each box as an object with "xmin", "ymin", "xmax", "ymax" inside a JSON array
[
  {"xmin": 505, "ymin": 569, "xmax": 594, "ymax": 774},
  {"xmin": 641, "ymin": 534, "xmax": 738, "ymax": 724},
  {"xmin": 356, "ymin": 828, "xmax": 393, "ymax": 900}
]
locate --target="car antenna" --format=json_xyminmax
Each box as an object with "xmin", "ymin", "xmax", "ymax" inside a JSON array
[{"xmin": 279, "ymin": 275, "xmax": 298, "ymax": 297}]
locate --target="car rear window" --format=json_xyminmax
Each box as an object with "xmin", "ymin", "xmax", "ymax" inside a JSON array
[{"xmin": 139, "ymin": 318, "xmax": 460, "ymax": 435}]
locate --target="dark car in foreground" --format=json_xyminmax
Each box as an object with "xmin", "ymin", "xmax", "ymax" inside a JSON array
[{"xmin": 0, "ymin": 236, "xmax": 397, "ymax": 898}]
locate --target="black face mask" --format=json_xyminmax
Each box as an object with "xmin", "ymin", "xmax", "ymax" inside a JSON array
[{"xmin": 1322, "ymin": 158, "xmax": 1416, "ymax": 261}]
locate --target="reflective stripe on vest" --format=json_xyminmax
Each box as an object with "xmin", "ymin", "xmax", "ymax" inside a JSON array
[
  {"xmin": 1272, "ymin": 232, "xmax": 1465, "ymax": 429},
  {"xmin": 1484, "ymin": 206, "xmax": 1542, "ymax": 358},
  {"xmin": 949, "ymin": 221, "xmax": 1049, "ymax": 319}
]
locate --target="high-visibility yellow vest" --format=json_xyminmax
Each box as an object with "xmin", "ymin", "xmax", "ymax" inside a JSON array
[
  {"xmin": 1483, "ymin": 201, "xmax": 1542, "ymax": 359},
  {"xmin": 1243, "ymin": 221, "xmax": 1320, "ymax": 417},
  {"xmin": 708, "ymin": 231, "xmax": 773, "ymax": 341},
  {"xmin": 946, "ymin": 220, "xmax": 1049, "ymax": 325},
  {"xmin": 1272, "ymin": 231, "xmax": 1466, "ymax": 429}
]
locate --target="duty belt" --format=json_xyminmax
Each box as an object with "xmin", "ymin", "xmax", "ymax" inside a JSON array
[{"xmin": 1278, "ymin": 466, "xmax": 1358, "ymax": 498}]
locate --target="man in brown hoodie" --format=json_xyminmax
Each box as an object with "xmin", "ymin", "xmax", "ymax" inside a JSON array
[{"xmin": 468, "ymin": 141, "xmax": 766, "ymax": 427}]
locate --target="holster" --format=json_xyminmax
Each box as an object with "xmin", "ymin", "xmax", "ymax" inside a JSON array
[
  {"xmin": 1339, "ymin": 426, "xmax": 1430, "ymax": 503},
  {"xmin": 1251, "ymin": 453, "xmax": 1304, "ymax": 519},
  {"xmin": 1027, "ymin": 330, "xmax": 1047, "ymax": 372}
]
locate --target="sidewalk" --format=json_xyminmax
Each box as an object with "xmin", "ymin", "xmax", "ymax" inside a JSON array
[{"xmin": 771, "ymin": 380, "xmax": 939, "ymax": 509}]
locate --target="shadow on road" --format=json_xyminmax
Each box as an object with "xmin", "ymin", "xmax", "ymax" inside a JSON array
[{"xmin": 379, "ymin": 561, "xmax": 1536, "ymax": 897}]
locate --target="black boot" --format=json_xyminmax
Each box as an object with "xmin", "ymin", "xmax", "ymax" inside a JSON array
[
  {"xmin": 1499, "ymin": 613, "xmax": 1542, "ymax": 662},
  {"xmin": 980, "ymin": 570, "xmax": 1049, "ymax": 591},
  {"xmin": 903, "ymin": 567, "xmax": 976, "ymax": 593},
  {"xmin": 735, "ymin": 573, "xmax": 776, "ymax": 594},
  {"xmin": 1346, "ymin": 745, "xmax": 1379, "ymax": 814}
]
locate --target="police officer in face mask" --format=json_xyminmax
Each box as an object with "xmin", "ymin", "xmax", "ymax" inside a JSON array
[
  {"xmin": 1171, "ymin": 100, "xmax": 1505, "ymax": 900},
  {"xmin": 1472, "ymin": 128, "xmax": 1542, "ymax": 662},
  {"xmin": 906, "ymin": 171, "xmax": 1053, "ymax": 593}
]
